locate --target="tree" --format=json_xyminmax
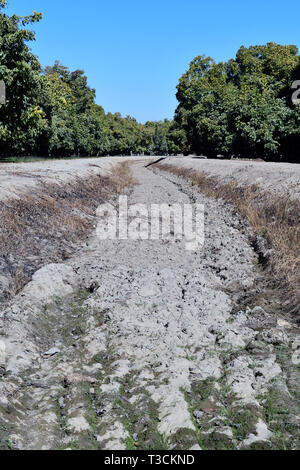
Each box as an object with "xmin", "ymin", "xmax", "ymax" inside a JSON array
[
  {"xmin": 175, "ymin": 43, "xmax": 300, "ymax": 161},
  {"xmin": 0, "ymin": 0, "xmax": 43, "ymax": 156}
]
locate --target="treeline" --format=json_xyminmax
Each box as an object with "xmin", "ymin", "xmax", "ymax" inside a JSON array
[
  {"xmin": 0, "ymin": 1, "xmax": 179, "ymax": 157},
  {"xmin": 175, "ymin": 43, "xmax": 300, "ymax": 162},
  {"xmin": 1, "ymin": 1, "xmax": 300, "ymax": 161}
]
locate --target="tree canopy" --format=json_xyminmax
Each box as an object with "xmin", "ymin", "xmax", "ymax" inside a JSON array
[
  {"xmin": 175, "ymin": 43, "xmax": 300, "ymax": 161},
  {"xmin": 0, "ymin": 1, "xmax": 299, "ymax": 161},
  {"xmin": 0, "ymin": 2, "xmax": 177, "ymax": 158}
]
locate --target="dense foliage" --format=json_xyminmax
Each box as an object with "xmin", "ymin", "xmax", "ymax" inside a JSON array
[
  {"xmin": 175, "ymin": 44, "xmax": 300, "ymax": 161},
  {"xmin": 0, "ymin": 1, "xmax": 299, "ymax": 161},
  {"xmin": 0, "ymin": 1, "xmax": 176, "ymax": 157}
]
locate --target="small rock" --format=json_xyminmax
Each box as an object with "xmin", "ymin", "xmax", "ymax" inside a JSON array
[
  {"xmin": 242, "ymin": 419, "xmax": 272, "ymax": 447},
  {"xmin": 246, "ymin": 340, "xmax": 273, "ymax": 355},
  {"xmin": 292, "ymin": 349, "xmax": 300, "ymax": 366},
  {"xmin": 43, "ymin": 347, "xmax": 60, "ymax": 358},
  {"xmin": 0, "ymin": 397, "xmax": 13, "ymax": 414},
  {"xmin": 247, "ymin": 306, "xmax": 277, "ymax": 330},
  {"xmin": 0, "ymin": 275, "xmax": 10, "ymax": 291},
  {"xmin": 189, "ymin": 444, "xmax": 202, "ymax": 451},
  {"xmin": 58, "ymin": 397, "xmax": 65, "ymax": 409},
  {"xmin": 277, "ymin": 318, "xmax": 292, "ymax": 329},
  {"xmin": 193, "ymin": 410, "xmax": 204, "ymax": 420},
  {"xmin": 132, "ymin": 433, "xmax": 138, "ymax": 442},
  {"xmin": 64, "ymin": 373, "xmax": 96, "ymax": 387},
  {"xmin": 169, "ymin": 444, "xmax": 177, "ymax": 450},
  {"xmin": 252, "ymin": 306, "xmax": 267, "ymax": 316},
  {"xmin": 68, "ymin": 415, "xmax": 90, "ymax": 432},
  {"xmin": 22, "ymin": 264, "xmax": 76, "ymax": 305},
  {"xmin": 0, "ymin": 340, "xmax": 6, "ymax": 366},
  {"xmin": 292, "ymin": 337, "xmax": 300, "ymax": 351},
  {"xmin": 261, "ymin": 329, "xmax": 288, "ymax": 346}
]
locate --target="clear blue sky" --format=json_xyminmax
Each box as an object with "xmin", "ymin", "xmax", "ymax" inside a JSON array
[{"xmin": 6, "ymin": 0, "xmax": 300, "ymax": 123}]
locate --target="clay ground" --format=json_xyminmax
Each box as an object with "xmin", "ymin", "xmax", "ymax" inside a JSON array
[
  {"xmin": 0, "ymin": 157, "xmax": 299, "ymax": 450},
  {"xmin": 159, "ymin": 157, "xmax": 300, "ymax": 200},
  {"xmin": 0, "ymin": 156, "xmax": 154, "ymax": 200}
]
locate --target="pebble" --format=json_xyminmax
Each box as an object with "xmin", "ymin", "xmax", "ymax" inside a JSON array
[
  {"xmin": 193, "ymin": 410, "xmax": 204, "ymax": 420},
  {"xmin": 43, "ymin": 347, "xmax": 61, "ymax": 357}
]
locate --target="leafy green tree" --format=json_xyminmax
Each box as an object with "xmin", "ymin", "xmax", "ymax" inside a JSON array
[
  {"xmin": 230, "ymin": 43, "xmax": 299, "ymax": 159},
  {"xmin": 0, "ymin": 0, "xmax": 43, "ymax": 156},
  {"xmin": 2, "ymin": 1, "xmax": 299, "ymax": 162},
  {"xmin": 175, "ymin": 43, "xmax": 300, "ymax": 161}
]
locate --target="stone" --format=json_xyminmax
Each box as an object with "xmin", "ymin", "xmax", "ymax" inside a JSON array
[
  {"xmin": 58, "ymin": 397, "xmax": 66, "ymax": 409},
  {"xmin": 242, "ymin": 419, "xmax": 272, "ymax": 447},
  {"xmin": 68, "ymin": 415, "xmax": 90, "ymax": 432},
  {"xmin": 0, "ymin": 396, "xmax": 13, "ymax": 414},
  {"xmin": 64, "ymin": 373, "xmax": 96, "ymax": 387},
  {"xmin": 0, "ymin": 274, "xmax": 10, "ymax": 291},
  {"xmin": 189, "ymin": 444, "xmax": 202, "ymax": 450},
  {"xmin": 22, "ymin": 264, "xmax": 76, "ymax": 305},
  {"xmin": 261, "ymin": 329, "xmax": 288, "ymax": 346},
  {"xmin": 277, "ymin": 318, "xmax": 292, "ymax": 329},
  {"xmin": 0, "ymin": 340, "xmax": 6, "ymax": 365},
  {"xmin": 193, "ymin": 410, "xmax": 204, "ymax": 420},
  {"xmin": 43, "ymin": 347, "xmax": 60, "ymax": 357}
]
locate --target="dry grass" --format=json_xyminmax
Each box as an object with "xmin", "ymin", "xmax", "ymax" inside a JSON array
[
  {"xmin": 0, "ymin": 161, "xmax": 135, "ymax": 299},
  {"xmin": 155, "ymin": 163, "xmax": 300, "ymax": 321}
]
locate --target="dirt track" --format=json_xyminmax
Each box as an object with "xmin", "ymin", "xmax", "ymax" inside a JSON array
[
  {"xmin": 0, "ymin": 159, "xmax": 299, "ymax": 450},
  {"xmin": 1, "ymin": 156, "xmax": 300, "ymax": 200}
]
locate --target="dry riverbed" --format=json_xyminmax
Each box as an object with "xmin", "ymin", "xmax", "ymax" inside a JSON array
[{"xmin": 0, "ymin": 159, "xmax": 299, "ymax": 450}]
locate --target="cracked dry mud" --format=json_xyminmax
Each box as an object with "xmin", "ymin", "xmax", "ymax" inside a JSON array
[{"xmin": 0, "ymin": 161, "xmax": 299, "ymax": 450}]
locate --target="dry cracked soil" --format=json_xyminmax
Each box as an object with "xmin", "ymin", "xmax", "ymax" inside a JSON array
[{"xmin": 0, "ymin": 160, "xmax": 299, "ymax": 450}]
